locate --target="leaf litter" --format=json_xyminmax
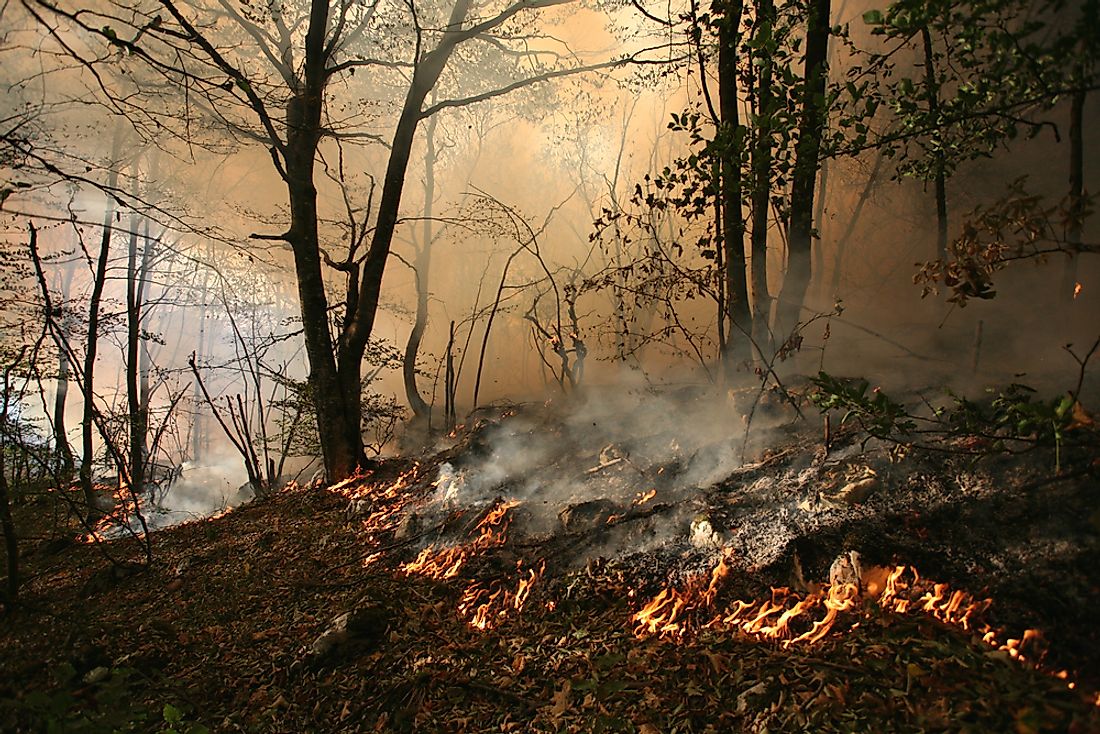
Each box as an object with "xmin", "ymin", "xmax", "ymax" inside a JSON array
[{"xmin": 1, "ymin": 405, "xmax": 1099, "ymax": 733}]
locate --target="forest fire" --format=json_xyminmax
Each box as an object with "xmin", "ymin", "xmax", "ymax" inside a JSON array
[
  {"xmin": 401, "ymin": 499, "xmax": 520, "ymax": 579},
  {"xmin": 633, "ymin": 555, "xmax": 1056, "ymax": 673},
  {"xmin": 80, "ymin": 482, "xmax": 141, "ymax": 544},
  {"xmin": 457, "ymin": 560, "xmax": 546, "ymax": 630},
  {"xmin": 349, "ymin": 467, "xmax": 422, "ymax": 533}
]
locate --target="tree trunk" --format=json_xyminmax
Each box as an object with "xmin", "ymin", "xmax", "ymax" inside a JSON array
[
  {"xmin": 1061, "ymin": 89, "xmax": 1085, "ymax": 300},
  {"xmin": 749, "ymin": 0, "xmax": 775, "ymax": 354},
  {"xmin": 920, "ymin": 25, "xmax": 948, "ymax": 262},
  {"xmin": 283, "ymin": 0, "xmax": 363, "ymax": 482},
  {"xmin": 717, "ymin": 0, "xmax": 752, "ymax": 368},
  {"xmin": 0, "ymin": 356, "xmax": 19, "ymax": 605},
  {"xmin": 125, "ymin": 210, "xmax": 147, "ymax": 498},
  {"xmin": 403, "ymin": 112, "xmax": 439, "ymax": 420},
  {"xmin": 776, "ymin": 0, "xmax": 832, "ymax": 339},
  {"xmin": 52, "ymin": 264, "xmax": 76, "ymax": 475},
  {"xmin": 340, "ymin": 0, "xmax": 473, "ymax": 443},
  {"xmin": 0, "ymin": 438, "xmax": 16, "ymax": 606},
  {"xmin": 137, "ymin": 219, "xmax": 155, "ymax": 457},
  {"xmin": 811, "ymin": 159, "xmax": 828, "ymax": 301},
  {"xmin": 80, "ymin": 168, "xmax": 119, "ymax": 521}
]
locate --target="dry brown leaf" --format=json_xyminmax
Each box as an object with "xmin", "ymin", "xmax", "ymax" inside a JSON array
[
  {"xmin": 549, "ymin": 680, "xmax": 571, "ymax": 720},
  {"xmin": 1067, "ymin": 401, "xmax": 1095, "ymax": 431}
]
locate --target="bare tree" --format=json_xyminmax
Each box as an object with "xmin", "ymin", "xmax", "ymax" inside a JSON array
[{"xmin": 23, "ymin": 0, "xmax": 667, "ymax": 481}]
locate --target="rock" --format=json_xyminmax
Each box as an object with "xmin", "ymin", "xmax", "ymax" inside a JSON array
[
  {"xmin": 830, "ymin": 475, "xmax": 879, "ymax": 505},
  {"xmin": 689, "ymin": 516, "xmax": 723, "ymax": 549},
  {"xmin": 83, "ymin": 666, "xmax": 110, "ymax": 685},
  {"xmin": 829, "ymin": 550, "xmax": 863, "ymax": 589},
  {"xmin": 345, "ymin": 498, "xmax": 373, "ymax": 521},
  {"xmin": 308, "ymin": 605, "xmax": 391, "ymax": 664},
  {"xmin": 736, "ymin": 682, "xmax": 768, "ymax": 714},
  {"xmin": 393, "ymin": 512, "xmax": 421, "ymax": 541}
]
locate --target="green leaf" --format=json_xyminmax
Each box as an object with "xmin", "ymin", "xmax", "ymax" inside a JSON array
[
  {"xmin": 862, "ymin": 9, "xmax": 883, "ymax": 24},
  {"xmin": 164, "ymin": 703, "xmax": 183, "ymax": 724}
]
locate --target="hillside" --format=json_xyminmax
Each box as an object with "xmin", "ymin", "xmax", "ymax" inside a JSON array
[{"xmin": 2, "ymin": 400, "xmax": 1099, "ymax": 733}]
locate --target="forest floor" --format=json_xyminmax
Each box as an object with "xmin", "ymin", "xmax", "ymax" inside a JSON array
[{"xmin": 2, "ymin": 399, "xmax": 1100, "ymax": 733}]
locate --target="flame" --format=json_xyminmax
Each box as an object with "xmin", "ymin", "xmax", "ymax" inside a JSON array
[
  {"xmin": 81, "ymin": 482, "xmax": 142, "ymax": 544},
  {"xmin": 401, "ymin": 499, "xmax": 520, "ymax": 579},
  {"xmin": 459, "ymin": 560, "xmax": 546, "ymax": 630},
  {"xmin": 633, "ymin": 489, "xmax": 657, "ymax": 506},
  {"xmin": 633, "ymin": 552, "xmax": 731, "ymax": 637},
  {"xmin": 632, "ymin": 558, "xmax": 1060, "ymax": 675},
  {"xmin": 346, "ymin": 466, "xmax": 426, "ymax": 547},
  {"xmin": 1073, "ymin": 282, "xmax": 1083, "ymax": 299},
  {"xmin": 333, "ymin": 464, "xmax": 417, "ymax": 500},
  {"xmin": 785, "ymin": 583, "xmax": 857, "ymax": 646}
]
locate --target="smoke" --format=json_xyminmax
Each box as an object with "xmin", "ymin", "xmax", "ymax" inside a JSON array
[
  {"xmin": 103, "ymin": 455, "xmax": 251, "ymax": 538},
  {"xmin": 419, "ymin": 371, "xmax": 803, "ymax": 563}
]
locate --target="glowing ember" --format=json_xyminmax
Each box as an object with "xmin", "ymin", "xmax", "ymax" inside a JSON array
[
  {"xmin": 633, "ymin": 489, "xmax": 657, "ymax": 506},
  {"xmin": 1073, "ymin": 282, "xmax": 1083, "ymax": 299}
]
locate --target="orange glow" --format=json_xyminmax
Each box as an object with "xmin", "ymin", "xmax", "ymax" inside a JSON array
[
  {"xmin": 458, "ymin": 560, "xmax": 546, "ymax": 630},
  {"xmin": 633, "ymin": 489, "xmax": 657, "ymax": 506},
  {"xmin": 1073, "ymin": 282, "xmax": 1083, "ymax": 299},
  {"xmin": 401, "ymin": 499, "xmax": 520, "ymax": 579},
  {"xmin": 633, "ymin": 552, "xmax": 732, "ymax": 637},
  {"xmin": 81, "ymin": 482, "xmax": 141, "ymax": 543},
  {"xmin": 632, "ymin": 558, "xmax": 1064, "ymax": 683}
]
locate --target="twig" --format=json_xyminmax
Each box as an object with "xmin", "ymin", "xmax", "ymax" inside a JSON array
[{"xmin": 1066, "ymin": 334, "xmax": 1100, "ymax": 401}]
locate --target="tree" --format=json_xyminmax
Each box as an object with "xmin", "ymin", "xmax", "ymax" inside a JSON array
[
  {"xmin": 715, "ymin": 0, "xmax": 752, "ymax": 367},
  {"xmin": 775, "ymin": 0, "xmax": 832, "ymax": 337},
  {"xmin": 849, "ymin": 0, "xmax": 1100, "ymax": 303},
  {"xmin": 24, "ymin": 0, "xmax": 661, "ymax": 481}
]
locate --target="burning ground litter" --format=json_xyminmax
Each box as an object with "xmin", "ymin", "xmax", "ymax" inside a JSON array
[{"xmin": 2, "ymin": 391, "xmax": 1099, "ymax": 732}]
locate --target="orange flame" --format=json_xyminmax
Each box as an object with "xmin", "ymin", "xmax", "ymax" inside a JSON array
[
  {"xmin": 632, "ymin": 558, "xmax": 1057, "ymax": 675},
  {"xmin": 401, "ymin": 500, "xmax": 520, "ymax": 579},
  {"xmin": 459, "ymin": 560, "xmax": 546, "ymax": 630},
  {"xmin": 633, "ymin": 552, "xmax": 731, "ymax": 637}
]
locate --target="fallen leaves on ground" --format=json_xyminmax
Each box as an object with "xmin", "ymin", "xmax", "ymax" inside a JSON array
[{"xmin": 1, "ymin": 460, "xmax": 1097, "ymax": 733}]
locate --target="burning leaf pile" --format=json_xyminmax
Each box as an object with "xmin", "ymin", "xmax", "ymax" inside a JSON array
[
  {"xmin": 632, "ymin": 556, "xmax": 1058, "ymax": 674},
  {"xmin": 458, "ymin": 559, "xmax": 546, "ymax": 630},
  {"xmin": 401, "ymin": 499, "xmax": 520, "ymax": 579}
]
